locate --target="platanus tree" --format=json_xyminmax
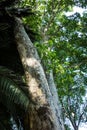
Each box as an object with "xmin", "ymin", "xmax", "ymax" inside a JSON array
[
  {"xmin": 0, "ymin": 0, "xmax": 65, "ymax": 130},
  {"xmin": 14, "ymin": 17, "xmax": 64, "ymax": 130}
]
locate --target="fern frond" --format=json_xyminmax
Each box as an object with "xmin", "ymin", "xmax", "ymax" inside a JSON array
[
  {"xmin": 0, "ymin": 66, "xmax": 29, "ymax": 112},
  {"xmin": 0, "ymin": 76, "xmax": 29, "ymax": 110},
  {"xmin": 0, "ymin": 66, "xmax": 29, "ymax": 97}
]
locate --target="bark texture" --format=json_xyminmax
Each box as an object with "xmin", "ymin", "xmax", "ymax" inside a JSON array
[
  {"xmin": 46, "ymin": 70, "xmax": 64, "ymax": 130},
  {"xmin": 14, "ymin": 17, "xmax": 65, "ymax": 130}
]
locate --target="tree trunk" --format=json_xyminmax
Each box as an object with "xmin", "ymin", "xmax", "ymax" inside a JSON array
[
  {"xmin": 14, "ymin": 17, "xmax": 65, "ymax": 130},
  {"xmin": 46, "ymin": 70, "xmax": 64, "ymax": 130}
]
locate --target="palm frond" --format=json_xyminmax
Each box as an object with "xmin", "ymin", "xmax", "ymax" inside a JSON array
[{"xmin": 0, "ymin": 66, "xmax": 29, "ymax": 112}]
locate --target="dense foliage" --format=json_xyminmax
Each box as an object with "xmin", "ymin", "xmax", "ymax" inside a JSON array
[{"xmin": 24, "ymin": 1, "xmax": 87, "ymax": 130}]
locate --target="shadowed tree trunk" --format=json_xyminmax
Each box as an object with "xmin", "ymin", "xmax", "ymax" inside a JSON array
[{"xmin": 14, "ymin": 17, "xmax": 65, "ymax": 130}]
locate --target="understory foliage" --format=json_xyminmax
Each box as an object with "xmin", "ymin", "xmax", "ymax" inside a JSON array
[
  {"xmin": 0, "ymin": 0, "xmax": 87, "ymax": 130},
  {"xmin": 0, "ymin": 67, "xmax": 29, "ymax": 130}
]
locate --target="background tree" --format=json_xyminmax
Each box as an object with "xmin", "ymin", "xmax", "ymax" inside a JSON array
[
  {"xmin": 26, "ymin": 0, "xmax": 87, "ymax": 130},
  {"xmin": 0, "ymin": 0, "xmax": 65, "ymax": 130}
]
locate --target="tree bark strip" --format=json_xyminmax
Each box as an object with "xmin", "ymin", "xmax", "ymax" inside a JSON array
[
  {"xmin": 46, "ymin": 70, "xmax": 64, "ymax": 130},
  {"xmin": 14, "ymin": 17, "xmax": 65, "ymax": 130}
]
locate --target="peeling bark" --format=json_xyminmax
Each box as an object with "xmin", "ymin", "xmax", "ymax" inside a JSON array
[{"xmin": 14, "ymin": 17, "xmax": 65, "ymax": 130}]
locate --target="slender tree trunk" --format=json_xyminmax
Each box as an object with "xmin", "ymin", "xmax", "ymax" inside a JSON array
[
  {"xmin": 46, "ymin": 70, "xmax": 64, "ymax": 130},
  {"xmin": 14, "ymin": 17, "xmax": 65, "ymax": 130}
]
